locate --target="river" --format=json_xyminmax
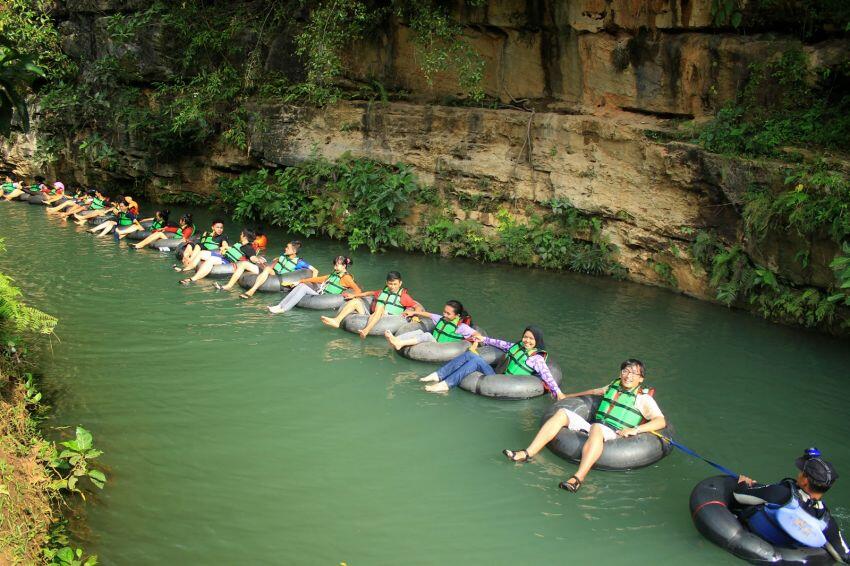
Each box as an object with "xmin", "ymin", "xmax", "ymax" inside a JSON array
[{"xmin": 1, "ymin": 200, "xmax": 848, "ymax": 565}]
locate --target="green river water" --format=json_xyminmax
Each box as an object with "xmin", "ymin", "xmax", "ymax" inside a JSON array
[{"xmin": 1, "ymin": 201, "xmax": 849, "ymax": 565}]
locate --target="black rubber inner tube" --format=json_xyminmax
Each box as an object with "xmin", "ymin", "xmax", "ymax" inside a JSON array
[
  {"xmin": 237, "ymin": 269, "xmax": 313, "ymax": 293},
  {"xmin": 459, "ymin": 360, "xmax": 563, "ymax": 400},
  {"xmin": 539, "ymin": 396, "xmax": 673, "ymax": 470},
  {"xmin": 394, "ymin": 318, "xmax": 501, "ymax": 364},
  {"xmin": 341, "ymin": 313, "xmax": 407, "ymax": 335},
  {"xmin": 295, "ymin": 292, "xmax": 346, "ymax": 310},
  {"xmin": 690, "ymin": 475, "xmax": 832, "ymax": 565}
]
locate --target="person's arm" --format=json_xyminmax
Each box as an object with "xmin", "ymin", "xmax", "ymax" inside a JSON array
[
  {"xmin": 617, "ymin": 396, "xmax": 666, "ymax": 437},
  {"xmin": 478, "ymin": 336, "xmax": 514, "ymax": 352},
  {"xmin": 559, "ymin": 386, "xmax": 607, "ymax": 399},
  {"xmin": 345, "ymin": 288, "xmax": 376, "ymax": 300},
  {"xmin": 617, "ymin": 415, "xmax": 666, "ymax": 437},
  {"xmin": 298, "ymin": 275, "xmax": 328, "ymax": 285},
  {"xmin": 527, "ymin": 355, "xmax": 564, "ymax": 399},
  {"xmin": 824, "ymin": 516, "xmax": 850, "ymax": 563},
  {"xmin": 397, "ymin": 290, "xmax": 421, "ymax": 314},
  {"xmin": 455, "ymin": 321, "xmax": 476, "ymax": 339},
  {"xmin": 340, "ymin": 274, "xmax": 361, "ymax": 295},
  {"xmin": 732, "ymin": 482, "xmax": 789, "ymax": 506}
]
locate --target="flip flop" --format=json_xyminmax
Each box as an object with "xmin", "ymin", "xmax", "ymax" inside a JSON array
[
  {"xmin": 559, "ymin": 476, "xmax": 582, "ymax": 493},
  {"xmin": 213, "ymin": 282, "xmax": 223, "ymax": 291},
  {"xmin": 239, "ymin": 293, "xmax": 251, "ymax": 300},
  {"xmin": 179, "ymin": 278, "xmax": 192, "ymax": 286},
  {"xmin": 502, "ymin": 449, "xmax": 532, "ymax": 463}
]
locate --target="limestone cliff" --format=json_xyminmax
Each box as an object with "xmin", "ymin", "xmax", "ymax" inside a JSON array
[{"xmin": 2, "ymin": 0, "xmax": 848, "ymax": 331}]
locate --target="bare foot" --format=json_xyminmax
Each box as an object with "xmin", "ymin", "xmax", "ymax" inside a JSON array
[
  {"xmin": 419, "ymin": 372, "xmax": 439, "ymax": 383},
  {"xmin": 384, "ymin": 330, "xmax": 400, "ymax": 349},
  {"xmin": 321, "ymin": 316, "xmax": 340, "ymax": 328},
  {"xmin": 425, "ymin": 381, "xmax": 450, "ymax": 393},
  {"xmin": 268, "ymin": 305, "xmax": 283, "ymax": 314},
  {"xmin": 358, "ymin": 329, "xmax": 369, "ymax": 339}
]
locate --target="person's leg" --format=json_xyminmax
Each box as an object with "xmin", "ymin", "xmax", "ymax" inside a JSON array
[
  {"xmin": 134, "ymin": 231, "xmax": 165, "ymax": 249},
  {"xmin": 242, "ymin": 266, "xmax": 275, "ymax": 297},
  {"xmin": 116, "ymin": 224, "xmax": 140, "ymax": 239},
  {"xmin": 47, "ymin": 200, "xmax": 73, "ymax": 212},
  {"xmin": 184, "ymin": 259, "xmax": 215, "ymax": 283},
  {"xmin": 321, "ymin": 298, "xmax": 366, "ymax": 327},
  {"xmin": 91, "ymin": 221, "xmax": 116, "ymax": 236},
  {"xmin": 221, "ymin": 261, "xmax": 257, "ymax": 290},
  {"xmin": 385, "ymin": 329, "xmax": 432, "ymax": 350},
  {"xmin": 561, "ymin": 424, "xmax": 609, "ymax": 490},
  {"xmin": 269, "ymin": 283, "xmax": 318, "ymax": 313},
  {"xmin": 440, "ymin": 353, "xmax": 494, "ymax": 388},
  {"xmin": 3, "ymin": 189, "xmax": 23, "ymax": 201}
]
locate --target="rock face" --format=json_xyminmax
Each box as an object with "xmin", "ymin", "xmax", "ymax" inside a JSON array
[{"xmin": 1, "ymin": 0, "xmax": 847, "ymax": 329}]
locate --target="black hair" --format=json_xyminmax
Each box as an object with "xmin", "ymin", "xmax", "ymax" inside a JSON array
[
  {"xmin": 158, "ymin": 209, "xmax": 171, "ymax": 222},
  {"xmin": 333, "ymin": 255, "xmax": 353, "ymax": 267},
  {"xmin": 386, "ymin": 271, "xmax": 402, "ymax": 282},
  {"xmin": 807, "ymin": 474, "xmax": 833, "ymax": 493},
  {"xmin": 241, "ymin": 228, "xmax": 256, "ymax": 241},
  {"xmin": 522, "ymin": 326, "xmax": 545, "ymax": 351},
  {"xmin": 34, "ymin": 175, "xmax": 45, "ymax": 183},
  {"xmin": 288, "ymin": 240, "xmax": 302, "ymax": 252},
  {"xmin": 180, "ymin": 213, "xmax": 193, "ymax": 225},
  {"xmin": 620, "ymin": 359, "xmax": 645, "ymax": 377},
  {"xmin": 445, "ymin": 300, "xmax": 472, "ymax": 325},
  {"xmin": 211, "ymin": 219, "xmax": 224, "ymax": 227}
]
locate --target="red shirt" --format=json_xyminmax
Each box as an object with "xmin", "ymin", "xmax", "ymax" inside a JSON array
[{"xmin": 368, "ymin": 288, "xmax": 417, "ymax": 313}]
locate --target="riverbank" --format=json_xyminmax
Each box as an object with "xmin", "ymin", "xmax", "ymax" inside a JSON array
[
  {"xmin": 0, "ymin": 350, "xmax": 53, "ymax": 563},
  {"xmin": 0, "ymin": 245, "xmax": 101, "ymax": 563}
]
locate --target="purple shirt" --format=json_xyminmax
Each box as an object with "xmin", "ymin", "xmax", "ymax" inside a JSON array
[
  {"xmin": 481, "ymin": 336, "xmax": 562, "ymax": 398},
  {"xmin": 427, "ymin": 314, "xmax": 475, "ymax": 339}
]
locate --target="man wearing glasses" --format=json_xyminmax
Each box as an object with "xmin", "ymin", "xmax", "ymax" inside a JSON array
[{"xmin": 501, "ymin": 359, "xmax": 666, "ymax": 493}]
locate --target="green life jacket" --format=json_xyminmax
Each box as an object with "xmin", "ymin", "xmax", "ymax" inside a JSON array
[
  {"xmin": 117, "ymin": 212, "xmax": 134, "ymax": 226},
  {"xmin": 90, "ymin": 197, "xmax": 106, "ymax": 210},
  {"xmin": 223, "ymin": 242, "xmax": 247, "ymax": 264},
  {"xmin": 274, "ymin": 255, "xmax": 300, "ymax": 275},
  {"xmin": 504, "ymin": 343, "xmax": 545, "ymax": 376},
  {"xmin": 150, "ymin": 219, "xmax": 164, "ymax": 230},
  {"xmin": 321, "ymin": 272, "xmax": 346, "ymax": 295},
  {"xmin": 432, "ymin": 316, "xmax": 464, "ymax": 343},
  {"xmin": 199, "ymin": 231, "xmax": 221, "ymax": 250},
  {"xmin": 376, "ymin": 287, "xmax": 405, "ymax": 315},
  {"xmin": 1, "ymin": 182, "xmax": 15, "ymax": 194},
  {"xmin": 594, "ymin": 379, "xmax": 649, "ymax": 431}
]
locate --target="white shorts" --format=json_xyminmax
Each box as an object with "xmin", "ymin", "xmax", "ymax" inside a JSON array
[
  {"xmin": 201, "ymin": 251, "xmax": 224, "ymax": 265},
  {"xmin": 560, "ymin": 408, "xmax": 618, "ymax": 441}
]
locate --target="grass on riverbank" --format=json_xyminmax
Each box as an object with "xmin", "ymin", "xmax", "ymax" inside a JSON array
[{"xmin": 0, "ymin": 354, "xmax": 54, "ymax": 563}]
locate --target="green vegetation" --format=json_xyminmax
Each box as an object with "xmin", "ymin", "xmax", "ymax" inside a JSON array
[
  {"xmin": 6, "ymin": 0, "xmax": 488, "ymax": 172},
  {"xmin": 0, "ymin": 238, "xmax": 103, "ymax": 564},
  {"xmin": 0, "ymin": 36, "xmax": 45, "ymax": 136},
  {"xmin": 691, "ymin": 231, "xmax": 848, "ymax": 329},
  {"xmin": 216, "ymin": 159, "xmax": 621, "ymax": 275},
  {"xmin": 696, "ymin": 49, "xmax": 850, "ymax": 158}
]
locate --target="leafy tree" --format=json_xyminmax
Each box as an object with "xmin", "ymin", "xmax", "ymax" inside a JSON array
[{"xmin": 0, "ymin": 37, "xmax": 44, "ymax": 137}]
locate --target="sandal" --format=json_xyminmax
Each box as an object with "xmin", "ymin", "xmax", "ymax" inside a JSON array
[
  {"xmin": 213, "ymin": 282, "xmax": 223, "ymax": 291},
  {"xmin": 239, "ymin": 293, "xmax": 251, "ymax": 300},
  {"xmin": 502, "ymin": 449, "xmax": 532, "ymax": 463},
  {"xmin": 559, "ymin": 476, "xmax": 582, "ymax": 493},
  {"xmin": 179, "ymin": 278, "xmax": 192, "ymax": 286}
]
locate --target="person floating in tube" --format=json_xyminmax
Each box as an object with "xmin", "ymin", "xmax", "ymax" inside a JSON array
[
  {"xmin": 418, "ymin": 325, "xmax": 563, "ymax": 397},
  {"xmin": 733, "ymin": 448, "xmax": 849, "ymax": 561},
  {"xmin": 501, "ymin": 359, "xmax": 664, "ymax": 493},
  {"xmin": 320, "ymin": 271, "xmax": 422, "ymax": 338}
]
